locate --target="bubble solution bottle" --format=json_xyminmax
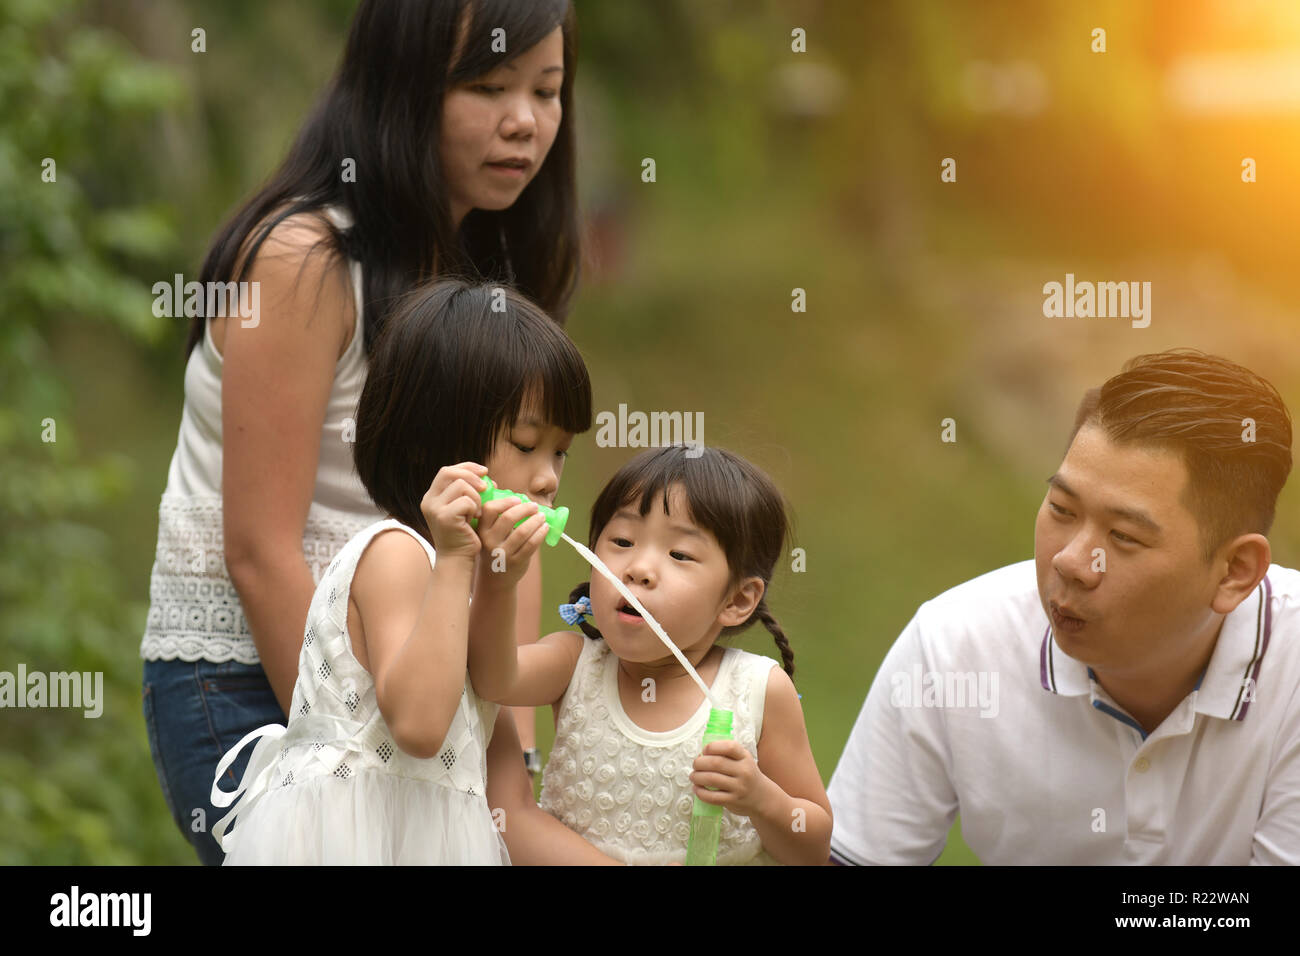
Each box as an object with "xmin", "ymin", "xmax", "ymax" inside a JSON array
[
  {"xmin": 471, "ymin": 475, "xmax": 569, "ymax": 546},
  {"xmin": 684, "ymin": 707, "xmax": 734, "ymax": 866}
]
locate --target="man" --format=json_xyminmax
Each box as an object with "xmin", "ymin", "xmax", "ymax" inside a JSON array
[{"xmin": 828, "ymin": 350, "xmax": 1300, "ymax": 864}]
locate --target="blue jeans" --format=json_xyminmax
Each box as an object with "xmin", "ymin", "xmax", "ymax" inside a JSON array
[{"xmin": 142, "ymin": 658, "xmax": 286, "ymax": 865}]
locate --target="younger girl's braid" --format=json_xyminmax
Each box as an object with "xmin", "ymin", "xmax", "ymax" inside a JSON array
[
  {"xmin": 565, "ymin": 581, "xmax": 603, "ymax": 641},
  {"xmin": 755, "ymin": 601, "xmax": 795, "ymax": 679}
]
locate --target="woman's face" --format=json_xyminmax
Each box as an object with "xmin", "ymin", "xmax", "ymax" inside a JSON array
[{"xmin": 440, "ymin": 26, "xmax": 565, "ymax": 229}]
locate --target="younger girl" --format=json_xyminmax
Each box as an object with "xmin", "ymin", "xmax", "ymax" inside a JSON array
[
  {"xmin": 469, "ymin": 445, "xmax": 833, "ymax": 865},
  {"xmin": 210, "ymin": 279, "xmax": 592, "ymax": 864}
]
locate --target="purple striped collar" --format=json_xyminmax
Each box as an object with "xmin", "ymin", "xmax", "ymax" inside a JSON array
[{"xmin": 1038, "ymin": 575, "xmax": 1273, "ymax": 723}]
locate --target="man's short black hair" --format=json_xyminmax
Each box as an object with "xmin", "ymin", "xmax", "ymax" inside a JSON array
[{"xmin": 1070, "ymin": 349, "xmax": 1292, "ymax": 561}]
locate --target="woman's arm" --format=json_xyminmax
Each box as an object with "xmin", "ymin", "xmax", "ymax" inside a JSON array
[
  {"xmin": 222, "ymin": 213, "xmax": 354, "ymax": 713},
  {"xmin": 485, "ymin": 709, "xmax": 623, "ymax": 865}
]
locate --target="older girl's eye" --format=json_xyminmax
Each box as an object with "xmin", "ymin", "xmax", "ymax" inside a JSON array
[
  {"xmin": 473, "ymin": 84, "xmax": 503, "ymax": 94},
  {"xmin": 513, "ymin": 442, "xmax": 534, "ymax": 454},
  {"xmin": 612, "ymin": 537, "xmax": 632, "ymax": 548},
  {"xmin": 536, "ymin": 88, "xmax": 559, "ymax": 99}
]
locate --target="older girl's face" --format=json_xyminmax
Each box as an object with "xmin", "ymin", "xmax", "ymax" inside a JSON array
[{"xmin": 440, "ymin": 26, "xmax": 565, "ymax": 229}]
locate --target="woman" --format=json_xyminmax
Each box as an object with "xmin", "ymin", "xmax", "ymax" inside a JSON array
[{"xmin": 141, "ymin": 0, "xmax": 580, "ymax": 864}]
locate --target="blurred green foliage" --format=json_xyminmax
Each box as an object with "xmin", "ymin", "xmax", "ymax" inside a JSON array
[{"xmin": 0, "ymin": 0, "xmax": 188, "ymax": 862}]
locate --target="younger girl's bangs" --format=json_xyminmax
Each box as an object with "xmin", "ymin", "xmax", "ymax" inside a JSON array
[{"xmin": 590, "ymin": 447, "xmax": 748, "ymax": 557}]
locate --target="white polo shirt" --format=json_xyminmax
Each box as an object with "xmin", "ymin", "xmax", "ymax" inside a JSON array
[{"xmin": 827, "ymin": 560, "xmax": 1300, "ymax": 864}]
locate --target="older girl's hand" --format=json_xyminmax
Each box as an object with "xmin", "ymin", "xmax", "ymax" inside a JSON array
[{"xmin": 419, "ymin": 462, "xmax": 488, "ymax": 560}]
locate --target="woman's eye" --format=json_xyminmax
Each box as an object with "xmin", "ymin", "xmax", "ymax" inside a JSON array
[
  {"xmin": 1048, "ymin": 501, "xmax": 1071, "ymax": 517},
  {"xmin": 473, "ymin": 84, "xmax": 503, "ymax": 94},
  {"xmin": 1112, "ymin": 531, "xmax": 1139, "ymax": 545},
  {"xmin": 536, "ymin": 88, "xmax": 559, "ymax": 99}
]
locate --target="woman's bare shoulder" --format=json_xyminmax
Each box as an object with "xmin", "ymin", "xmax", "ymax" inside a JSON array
[
  {"xmin": 252, "ymin": 205, "xmax": 339, "ymax": 261},
  {"xmin": 212, "ymin": 203, "xmax": 355, "ymax": 357}
]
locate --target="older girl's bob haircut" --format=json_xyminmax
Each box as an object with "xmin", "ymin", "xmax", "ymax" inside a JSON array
[{"xmin": 354, "ymin": 278, "xmax": 592, "ymax": 543}]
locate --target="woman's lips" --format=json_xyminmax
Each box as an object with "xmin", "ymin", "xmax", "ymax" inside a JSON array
[{"xmin": 485, "ymin": 161, "xmax": 528, "ymax": 178}]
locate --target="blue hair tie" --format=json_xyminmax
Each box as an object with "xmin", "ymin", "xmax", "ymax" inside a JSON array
[{"xmin": 558, "ymin": 594, "xmax": 593, "ymax": 625}]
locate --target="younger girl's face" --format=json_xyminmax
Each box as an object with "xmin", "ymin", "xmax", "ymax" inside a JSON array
[
  {"xmin": 440, "ymin": 26, "xmax": 565, "ymax": 229},
  {"xmin": 482, "ymin": 401, "xmax": 573, "ymax": 508},
  {"xmin": 589, "ymin": 484, "xmax": 757, "ymax": 665}
]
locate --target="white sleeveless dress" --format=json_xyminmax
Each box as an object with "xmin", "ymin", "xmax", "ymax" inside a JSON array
[
  {"xmin": 539, "ymin": 638, "xmax": 782, "ymax": 865},
  {"xmin": 211, "ymin": 519, "xmax": 509, "ymax": 865}
]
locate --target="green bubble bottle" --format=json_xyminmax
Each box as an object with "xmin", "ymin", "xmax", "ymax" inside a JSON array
[
  {"xmin": 470, "ymin": 475, "xmax": 569, "ymax": 547},
  {"xmin": 684, "ymin": 707, "xmax": 734, "ymax": 866}
]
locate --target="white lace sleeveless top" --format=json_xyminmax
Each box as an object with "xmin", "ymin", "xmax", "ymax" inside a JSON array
[
  {"xmin": 140, "ymin": 205, "xmax": 384, "ymax": 664},
  {"xmin": 539, "ymin": 639, "xmax": 782, "ymax": 865},
  {"xmin": 211, "ymin": 519, "xmax": 500, "ymax": 849}
]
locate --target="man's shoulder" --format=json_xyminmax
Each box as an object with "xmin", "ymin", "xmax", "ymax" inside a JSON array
[
  {"xmin": 1263, "ymin": 564, "xmax": 1300, "ymax": 664},
  {"xmin": 1266, "ymin": 563, "xmax": 1300, "ymax": 597},
  {"xmin": 920, "ymin": 559, "xmax": 1041, "ymax": 618},
  {"xmin": 901, "ymin": 560, "xmax": 1045, "ymax": 663}
]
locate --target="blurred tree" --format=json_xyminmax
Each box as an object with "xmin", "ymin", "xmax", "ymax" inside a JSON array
[{"xmin": 0, "ymin": 0, "xmax": 190, "ymax": 863}]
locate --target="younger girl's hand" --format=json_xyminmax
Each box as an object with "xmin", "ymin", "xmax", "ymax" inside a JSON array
[
  {"xmin": 689, "ymin": 740, "xmax": 778, "ymax": 820},
  {"xmin": 419, "ymin": 462, "xmax": 488, "ymax": 560},
  {"xmin": 474, "ymin": 496, "xmax": 549, "ymax": 590}
]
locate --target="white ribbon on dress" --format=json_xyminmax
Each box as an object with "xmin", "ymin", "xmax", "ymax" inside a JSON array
[
  {"xmin": 211, "ymin": 723, "xmax": 287, "ymax": 853},
  {"xmin": 210, "ymin": 712, "xmax": 372, "ymax": 855}
]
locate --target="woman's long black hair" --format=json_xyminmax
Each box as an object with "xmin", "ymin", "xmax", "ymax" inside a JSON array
[{"xmin": 183, "ymin": 0, "xmax": 579, "ymax": 359}]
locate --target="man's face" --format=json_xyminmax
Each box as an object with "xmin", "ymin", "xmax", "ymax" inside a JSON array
[{"xmin": 1034, "ymin": 423, "xmax": 1224, "ymax": 679}]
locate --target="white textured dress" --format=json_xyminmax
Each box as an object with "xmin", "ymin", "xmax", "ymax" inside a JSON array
[
  {"xmin": 212, "ymin": 519, "xmax": 509, "ymax": 865},
  {"xmin": 539, "ymin": 638, "xmax": 782, "ymax": 865}
]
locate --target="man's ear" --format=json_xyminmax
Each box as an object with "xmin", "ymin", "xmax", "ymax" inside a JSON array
[
  {"xmin": 718, "ymin": 576, "xmax": 765, "ymax": 628},
  {"xmin": 1211, "ymin": 533, "xmax": 1270, "ymax": 615}
]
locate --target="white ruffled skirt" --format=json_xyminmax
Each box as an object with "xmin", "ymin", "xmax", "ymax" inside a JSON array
[
  {"xmin": 213, "ymin": 725, "xmax": 508, "ymax": 866},
  {"xmin": 222, "ymin": 771, "xmax": 509, "ymax": 865}
]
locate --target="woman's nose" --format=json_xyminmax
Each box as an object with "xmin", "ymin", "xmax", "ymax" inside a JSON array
[{"xmin": 501, "ymin": 95, "xmax": 537, "ymax": 138}]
